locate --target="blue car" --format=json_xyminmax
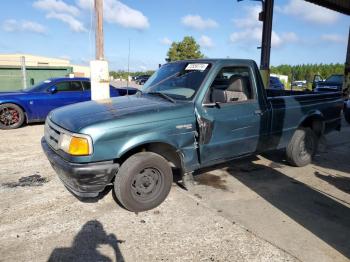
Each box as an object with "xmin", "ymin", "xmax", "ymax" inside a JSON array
[
  {"xmin": 0, "ymin": 77, "xmax": 137, "ymax": 129},
  {"xmin": 269, "ymin": 76, "xmax": 285, "ymax": 90}
]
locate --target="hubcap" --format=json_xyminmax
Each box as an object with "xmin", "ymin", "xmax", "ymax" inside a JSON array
[
  {"xmin": 131, "ymin": 168, "xmax": 163, "ymax": 202},
  {"xmin": 0, "ymin": 107, "xmax": 20, "ymax": 126}
]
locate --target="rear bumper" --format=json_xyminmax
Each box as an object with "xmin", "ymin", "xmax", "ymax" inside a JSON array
[{"xmin": 41, "ymin": 137, "xmax": 119, "ymax": 198}]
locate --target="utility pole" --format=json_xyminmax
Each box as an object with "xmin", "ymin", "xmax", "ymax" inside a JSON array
[
  {"xmin": 127, "ymin": 38, "xmax": 130, "ymax": 88},
  {"xmin": 90, "ymin": 0, "xmax": 110, "ymax": 101},
  {"xmin": 95, "ymin": 0, "xmax": 104, "ymax": 60},
  {"xmin": 344, "ymin": 26, "xmax": 350, "ymax": 98},
  {"xmin": 259, "ymin": 0, "xmax": 274, "ymax": 89}
]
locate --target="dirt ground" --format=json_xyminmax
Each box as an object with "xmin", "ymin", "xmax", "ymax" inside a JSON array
[{"xmin": 0, "ymin": 119, "xmax": 349, "ymax": 262}]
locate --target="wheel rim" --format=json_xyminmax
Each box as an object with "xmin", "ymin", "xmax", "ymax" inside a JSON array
[
  {"xmin": 299, "ymin": 134, "xmax": 314, "ymax": 160},
  {"xmin": 131, "ymin": 167, "xmax": 163, "ymax": 203},
  {"xmin": 0, "ymin": 106, "xmax": 20, "ymax": 127}
]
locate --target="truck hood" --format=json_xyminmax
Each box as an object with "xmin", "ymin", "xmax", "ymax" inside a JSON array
[{"xmin": 50, "ymin": 94, "xmax": 194, "ymax": 133}]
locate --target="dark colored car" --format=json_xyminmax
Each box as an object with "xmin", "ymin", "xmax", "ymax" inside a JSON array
[
  {"xmin": 0, "ymin": 77, "xmax": 137, "ymax": 129},
  {"xmin": 269, "ymin": 76, "xmax": 285, "ymax": 90},
  {"xmin": 314, "ymin": 74, "xmax": 344, "ymax": 92},
  {"xmin": 135, "ymin": 75, "xmax": 150, "ymax": 85},
  {"xmin": 42, "ymin": 59, "xmax": 342, "ymax": 212}
]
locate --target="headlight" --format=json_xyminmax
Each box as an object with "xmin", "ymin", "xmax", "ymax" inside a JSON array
[{"xmin": 58, "ymin": 133, "xmax": 92, "ymax": 156}]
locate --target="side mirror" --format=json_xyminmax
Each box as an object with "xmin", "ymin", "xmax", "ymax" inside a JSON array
[{"xmin": 48, "ymin": 86, "xmax": 57, "ymax": 94}]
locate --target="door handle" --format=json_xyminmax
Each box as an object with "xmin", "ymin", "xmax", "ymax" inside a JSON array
[{"xmin": 254, "ymin": 110, "xmax": 263, "ymax": 116}]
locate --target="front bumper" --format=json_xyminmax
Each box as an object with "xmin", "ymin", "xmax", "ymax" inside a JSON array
[{"xmin": 41, "ymin": 137, "xmax": 119, "ymax": 198}]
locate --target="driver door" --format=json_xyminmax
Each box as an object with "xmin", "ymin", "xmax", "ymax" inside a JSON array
[
  {"xmin": 197, "ymin": 66, "xmax": 267, "ymax": 164},
  {"xmin": 37, "ymin": 80, "xmax": 84, "ymax": 119}
]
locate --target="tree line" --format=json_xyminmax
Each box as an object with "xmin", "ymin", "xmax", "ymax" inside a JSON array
[
  {"xmin": 110, "ymin": 36, "xmax": 345, "ymax": 84},
  {"xmin": 110, "ymin": 70, "xmax": 155, "ymax": 80},
  {"xmin": 271, "ymin": 63, "xmax": 344, "ymax": 83}
]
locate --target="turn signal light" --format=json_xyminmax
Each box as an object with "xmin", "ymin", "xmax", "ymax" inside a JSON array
[{"xmin": 68, "ymin": 137, "xmax": 90, "ymax": 156}]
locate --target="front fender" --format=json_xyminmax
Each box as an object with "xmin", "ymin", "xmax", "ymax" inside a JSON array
[{"xmin": 115, "ymin": 130, "xmax": 199, "ymax": 172}]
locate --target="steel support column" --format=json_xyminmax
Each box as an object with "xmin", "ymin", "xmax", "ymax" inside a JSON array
[
  {"xmin": 259, "ymin": 0, "xmax": 274, "ymax": 88},
  {"xmin": 344, "ymin": 27, "xmax": 350, "ymax": 98}
]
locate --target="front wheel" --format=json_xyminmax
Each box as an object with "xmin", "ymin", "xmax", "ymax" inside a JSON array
[
  {"xmin": 0, "ymin": 103, "xmax": 25, "ymax": 130},
  {"xmin": 114, "ymin": 152, "xmax": 173, "ymax": 212},
  {"xmin": 286, "ymin": 127, "xmax": 318, "ymax": 167}
]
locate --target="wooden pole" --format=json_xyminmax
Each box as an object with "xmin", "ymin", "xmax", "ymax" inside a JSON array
[{"xmin": 95, "ymin": 0, "xmax": 104, "ymax": 60}]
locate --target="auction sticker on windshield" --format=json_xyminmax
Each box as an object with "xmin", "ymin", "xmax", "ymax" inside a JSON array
[{"xmin": 185, "ymin": 63, "xmax": 208, "ymax": 71}]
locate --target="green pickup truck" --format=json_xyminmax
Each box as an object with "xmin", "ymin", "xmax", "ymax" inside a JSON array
[{"xmin": 42, "ymin": 59, "xmax": 343, "ymax": 212}]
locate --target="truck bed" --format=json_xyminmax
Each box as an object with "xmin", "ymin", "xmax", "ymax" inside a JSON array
[{"xmin": 264, "ymin": 89, "xmax": 343, "ymax": 150}]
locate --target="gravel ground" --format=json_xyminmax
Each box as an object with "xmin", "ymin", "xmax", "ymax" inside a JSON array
[{"xmin": 0, "ymin": 125, "xmax": 296, "ymax": 262}]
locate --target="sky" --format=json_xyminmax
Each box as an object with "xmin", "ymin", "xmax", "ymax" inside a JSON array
[{"xmin": 0, "ymin": 0, "xmax": 349, "ymax": 71}]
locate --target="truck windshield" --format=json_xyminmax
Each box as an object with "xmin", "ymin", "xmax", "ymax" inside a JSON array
[{"xmin": 142, "ymin": 61, "xmax": 211, "ymax": 101}]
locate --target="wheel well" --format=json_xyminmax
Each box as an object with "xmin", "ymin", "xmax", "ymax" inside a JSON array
[
  {"xmin": 0, "ymin": 102, "xmax": 27, "ymax": 123},
  {"xmin": 300, "ymin": 116, "xmax": 324, "ymax": 137},
  {"xmin": 119, "ymin": 142, "xmax": 183, "ymax": 170}
]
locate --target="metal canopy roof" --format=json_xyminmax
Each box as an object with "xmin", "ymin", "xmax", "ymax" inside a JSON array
[{"xmin": 305, "ymin": 0, "xmax": 350, "ymax": 16}]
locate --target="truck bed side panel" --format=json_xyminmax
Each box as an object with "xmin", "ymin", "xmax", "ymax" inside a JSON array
[{"xmin": 267, "ymin": 92, "xmax": 343, "ymax": 150}]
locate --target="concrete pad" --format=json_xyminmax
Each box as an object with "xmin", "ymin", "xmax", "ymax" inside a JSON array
[
  {"xmin": 0, "ymin": 125, "xmax": 295, "ymax": 261},
  {"xmin": 191, "ymin": 120, "xmax": 350, "ymax": 262}
]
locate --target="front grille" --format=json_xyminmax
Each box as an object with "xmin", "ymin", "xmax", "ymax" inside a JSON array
[{"xmin": 44, "ymin": 119, "xmax": 62, "ymax": 151}]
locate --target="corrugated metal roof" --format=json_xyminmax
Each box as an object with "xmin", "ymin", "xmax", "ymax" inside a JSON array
[{"xmin": 305, "ymin": 0, "xmax": 350, "ymax": 15}]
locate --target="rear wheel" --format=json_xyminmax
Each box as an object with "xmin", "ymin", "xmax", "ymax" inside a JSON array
[
  {"xmin": 0, "ymin": 103, "xmax": 25, "ymax": 130},
  {"xmin": 114, "ymin": 152, "xmax": 173, "ymax": 212},
  {"xmin": 286, "ymin": 127, "xmax": 318, "ymax": 167}
]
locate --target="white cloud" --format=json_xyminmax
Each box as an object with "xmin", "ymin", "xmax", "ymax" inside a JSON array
[
  {"xmin": 232, "ymin": 5, "xmax": 261, "ymax": 29},
  {"xmin": 2, "ymin": 19, "xmax": 46, "ymax": 34},
  {"xmin": 230, "ymin": 5, "xmax": 298, "ymax": 48},
  {"xmin": 321, "ymin": 34, "xmax": 347, "ymax": 44},
  {"xmin": 160, "ymin": 37, "xmax": 172, "ymax": 45},
  {"xmin": 33, "ymin": 0, "xmax": 80, "ymax": 16},
  {"xmin": 199, "ymin": 35, "xmax": 214, "ymax": 48},
  {"xmin": 281, "ymin": 32, "xmax": 299, "ymax": 43},
  {"xmin": 77, "ymin": 0, "xmax": 150, "ymax": 30},
  {"xmin": 46, "ymin": 12, "xmax": 87, "ymax": 32},
  {"xmin": 278, "ymin": 0, "xmax": 340, "ymax": 24},
  {"xmin": 181, "ymin": 15, "xmax": 218, "ymax": 31}
]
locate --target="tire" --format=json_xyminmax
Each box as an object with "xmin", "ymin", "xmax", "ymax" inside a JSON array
[
  {"xmin": 114, "ymin": 152, "xmax": 173, "ymax": 212},
  {"xmin": 0, "ymin": 103, "xmax": 25, "ymax": 130},
  {"xmin": 286, "ymin": 127, "xmax": 318, "ymax": 167}
]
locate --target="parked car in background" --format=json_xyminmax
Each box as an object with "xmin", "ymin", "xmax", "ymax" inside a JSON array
[
  {"xmin": 313, "ymin": 74, "xmax": 344, "ymax": 93},
  {"xmin": 269, "ymin": 76, "xmax": 285, "ymax": 90},
  {"xmin": 291, "ymin": 80, "xmax": 307, "ymax": 89},
  {"xmin": 135, "ymin": 75, "xmax": 151, "ymax": 85},
  {"xmin": 0, "ymin": 77, "xmax": 137, "ymax": 129}
]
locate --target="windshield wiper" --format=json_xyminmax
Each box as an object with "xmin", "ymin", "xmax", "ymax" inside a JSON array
[{"xmin": 147, "ymin": 91, "xmax": 176, "ymax": 103}]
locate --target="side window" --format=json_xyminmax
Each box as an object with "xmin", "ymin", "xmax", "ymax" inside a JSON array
[
  {"xmin": 209, "ymin": 67, "xmax": 254, "ymax": 104},
  {"xmin": 70, "ymin": 81, "xmax": 83, "ymax": 91},
  {"xmin": 82, "ymin": 81, "xmax": 91, "ymax": 90},
  {"xmin": 55, "ymin": 82, "xmax": 71, "ymax": 92}
]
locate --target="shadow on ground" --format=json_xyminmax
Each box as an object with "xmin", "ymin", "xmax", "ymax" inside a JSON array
[
  {"xmin": 48, "ymin": 220, "xmax": 125, "ymax": 262},
  {"xmin": 195, "ymin": 156, "xmax": 350, "ymax": 259}
]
